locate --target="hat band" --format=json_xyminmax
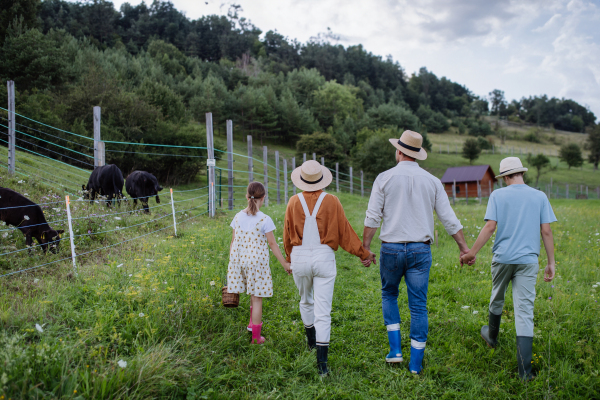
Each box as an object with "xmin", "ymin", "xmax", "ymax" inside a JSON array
[
  {"xmin": 301, "ymin": 174, "xmax": 323, "ymax": 185},
  {"xmin": 499, "ymin": 167, "xmax": 523, "ymax": 175},
  {"xmin": 398, "ymin": 139, "xmax": 421, "ymax": 152}
]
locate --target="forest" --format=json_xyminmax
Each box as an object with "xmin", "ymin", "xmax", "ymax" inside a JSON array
[{"xmin": 0, "ymin": 0, "xmax": 597, "ymax": 181}]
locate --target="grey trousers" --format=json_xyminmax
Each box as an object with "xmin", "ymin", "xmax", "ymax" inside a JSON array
[{"xmin": 489, "ymin": 262, "xmax": 538, "ymax": 337}]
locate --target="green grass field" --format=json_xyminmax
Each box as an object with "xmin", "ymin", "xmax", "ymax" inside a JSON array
[{"xmin": 1, "ymin": 146, "xmax": 599, "ymax": 399}]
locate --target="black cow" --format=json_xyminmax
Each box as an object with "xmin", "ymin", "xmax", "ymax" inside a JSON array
[
  {"xmin": 82, "ymin": 164, "xmax": 124, "ymax": 206},
  {"xmin": 125, "ymin": 171, "xmax": 163, "ymax": 213},
  {"xmin": 0, "ymin": 188, "xmax": 64, "ymax": 254}
]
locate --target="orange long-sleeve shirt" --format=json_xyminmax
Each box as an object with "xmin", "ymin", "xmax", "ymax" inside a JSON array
[{"xmin": 283, "ymin": 190, "xmax": 371, "ymax": 262}]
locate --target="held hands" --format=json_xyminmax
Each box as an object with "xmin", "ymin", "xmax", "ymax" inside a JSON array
[
  {"xmin": 459, "ymin": 249, "xmax": 476, "ymax": 266},
  {"xmin": 544, "ymin": 263, "xmax": 555, "ymax": 282},
  {"xmin": 283, "ymin": 261, "xmax": 292, "ymax": 275},
  {"xmin": 361, "ymin": 251, "xmax": 376, "ymax": 267}
]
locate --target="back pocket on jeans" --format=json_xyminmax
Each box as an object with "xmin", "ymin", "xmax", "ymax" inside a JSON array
[{"xmin": 380, "ymin": 250, "xmax": 399, "ymax": 272}]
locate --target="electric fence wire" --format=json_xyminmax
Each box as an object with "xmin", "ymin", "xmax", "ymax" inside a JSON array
[{"xmin": 0, "ymin": 106, "xmax": 93, "ymax": 141}]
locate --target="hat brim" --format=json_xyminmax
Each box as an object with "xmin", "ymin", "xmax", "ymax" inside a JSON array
[
  {"xmin": 495, "ymin": 167, "xmax": 528, "ymax": 179},
  {"xmin": 291, "ymin": 165, "xmax": 333, "ymax": 192},
  {"xmin": 389, "ymin": 139, "xmax": 427, "ymax": 160}
]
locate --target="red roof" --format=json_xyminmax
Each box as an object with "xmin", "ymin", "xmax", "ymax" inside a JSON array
[{"xmin": 440, "ymin": 165, "xmax": 497, "ymax": 184}]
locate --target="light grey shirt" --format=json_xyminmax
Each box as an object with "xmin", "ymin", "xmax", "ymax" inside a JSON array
[{"xmin": 364, "ymin": 161, "xmax": 463, "ymax": 243}]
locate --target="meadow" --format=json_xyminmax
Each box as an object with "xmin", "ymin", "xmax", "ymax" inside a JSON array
[{"xmin": 1, "ymin": 170, "xmax": 599, "ymax": 398}]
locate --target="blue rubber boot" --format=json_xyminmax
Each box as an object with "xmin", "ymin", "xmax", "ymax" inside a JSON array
[
  {"xmin": 385, "ymin": 329, "xmax": 403, "ymax": 363},
  {"xmin": 409, "ymin": 342, "xmax": 425, "ymax": 374}
]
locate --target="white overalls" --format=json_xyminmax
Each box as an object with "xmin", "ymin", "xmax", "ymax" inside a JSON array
[{"xmin": 291, "ymin": 192, "xmax": 336, "ymax": 347}]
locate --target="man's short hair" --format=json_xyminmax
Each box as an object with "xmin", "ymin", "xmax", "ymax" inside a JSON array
[{"xmin": 505, "ymin": 172, "xmax": 524, "ymax": 178}]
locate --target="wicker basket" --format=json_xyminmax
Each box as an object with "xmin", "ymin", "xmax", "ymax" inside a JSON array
[{"xmin": 222, "ymin": 286, "xmax": 239, "ymax": 308}]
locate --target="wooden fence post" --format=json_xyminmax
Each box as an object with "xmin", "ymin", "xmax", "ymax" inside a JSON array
[
  {"xmin": 283, "ymin": 159, "xmax": 288, "ymax": 204},
  {"xmin": 336, "ymin": 163, "xmax": 339, "ymax": 192},
  {"xmin": 93, "ymin": 106, "xmax": 102, "ymax": 168},
  {"xmin": 7, "ymin": 81, "xmax": 15, "ymax": 174},
  {"xmin": 263, "ymin": 146, "xmax": 268, "ymax": 206},
  {"xmin": 206, "ymin": 113, "xmax": 215, "ymax": 217},
  {"xmin": 227, "ymin": 120, "xmax": 234, "ymax": 210},
  {"xmin": 360, "ymin": 170, "xmax": 364, "ymax": 197},
  {"xmin": 350, "ymin": 167, "xmax": 353, "ymax": 194},
  {"xmin": 247, "ymin": 135, "xmax": 253, "ymax": 183},
  {"xmin": 292, "ymin": 157, "xmax": 296, "ymax": 195},
  {"xmin": 275, "ymin": 151, "xmax": 280, "ymax": 204}
]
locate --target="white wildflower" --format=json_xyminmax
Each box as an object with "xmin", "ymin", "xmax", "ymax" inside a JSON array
[
  {"xmin": 129, "ymin": 274, "xmax": 132, "ymax": 277},
  {"xmin": 35, "ymin": 324, "xmax": 44, "ymax": 333},
  {"xmin": 114, "ymin": 217, "xmax": 121, "ymax": 220},
  {"xmin": 52, "ymin": 208, "xmax": 61, "ymax": 212},
  {"xmin": 18, "ymin": 180, "xmax": 24, "ymax": 183},
  {"xmin": 145, "ymin": 259, "xmax": 154, "ymax": 262},
  {"xmin": 2, "ymin": 232, "xmax": 8, "ymax": 238},
  {"xmin": 473, "ymin": 310, "xmax": 479, "ymax": 314},
  {"xmin": 24, "ymin": 193, "xmax": 28, "ymax": 196},
  {"xmin": 117, "ymin": 360, "xmax": 127, "ymax": 368},
  {"xmin": 139, "ymin": 313, "xmax": 144, "ymax": 317},
  {"xmin": 461, "ymin": 306, "xmax": 470, "ymax": 309},
  {"xmin": 593, "ymin": 285, "xmax": 598, "ymax": 288},
  {"xmin": 33, "ymin": 278, "xmax": 39, "ymax": 284},
  {"xmin": 210, "ymin": 281, "xmax": 215, "ymax": 286},
  {"xmin": 117, "ymin": 264, "xmax": 123, "ymax": 268},
  {"xmin": 23, "ymin": 215, "xmax": 30, "ymax": 220}
]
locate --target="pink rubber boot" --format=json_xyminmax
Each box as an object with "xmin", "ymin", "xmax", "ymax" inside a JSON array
[
  {"xmin": 251, "ymin": 323, "xmax": 265, "ymax": 344},
  {"xmin": 247, "ymin": 306, "xmax": 253, "ymax": 332}
]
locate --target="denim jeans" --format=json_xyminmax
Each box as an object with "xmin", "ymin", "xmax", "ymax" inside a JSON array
[{"xmin": 380, "ymin": 242, "xmax": 432, "ymax": 343}]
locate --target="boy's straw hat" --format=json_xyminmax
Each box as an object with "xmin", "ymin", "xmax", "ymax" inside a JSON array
[
  {"xmin": 291, "ymin": 160, "xmax": 333, "ymax": 192},
  {"xmin": 388, "ymin": 130, "xmax": 427, "ymax": 160},
  {"xmin": 495, "ymin": 157, "xmax": 528, "ymax": 178}
]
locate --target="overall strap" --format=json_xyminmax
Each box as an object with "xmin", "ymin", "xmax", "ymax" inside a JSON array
[{"xmin": 297, "ymin": 193, "xmax": 311, "ymax": 217}]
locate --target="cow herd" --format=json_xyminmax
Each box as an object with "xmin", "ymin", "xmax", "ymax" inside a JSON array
[{"xmin": 1, "ymin": 165, "xmax": 164, "ymax": 254}]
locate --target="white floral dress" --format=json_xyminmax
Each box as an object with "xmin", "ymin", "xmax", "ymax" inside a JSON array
[{"xmin": 227, "ymin": 214, "xmax": 273, "ymax": 297}]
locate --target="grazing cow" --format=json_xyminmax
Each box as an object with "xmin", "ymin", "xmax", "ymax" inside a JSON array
[
  {"xmin": 125, "ymin": 171, "xmax": 163, "ymax": 213},
  {"xmin": 82, "ymin": 164, "xmax": 124, "ymax": 206},
  {"xmin": 0, "ymin": 188, "xmax": 64, "ymax": 253}
]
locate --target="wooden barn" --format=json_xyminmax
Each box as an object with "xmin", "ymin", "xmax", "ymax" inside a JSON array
[{"xmin": 441, "ymin": 165, "xmax": 497, "ymax": 198}]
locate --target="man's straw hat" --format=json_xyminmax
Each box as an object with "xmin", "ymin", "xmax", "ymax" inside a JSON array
[
  {"xmin": 389, "ymin": 130, "xmax": 427, "ymax": 160},
  {"xmin": 495, "ymin": 157, "xmax": 528, "ymax": 178},
  {"xmin": 291, "ymin": 160, "xmax": 333, "ymax": 192}
]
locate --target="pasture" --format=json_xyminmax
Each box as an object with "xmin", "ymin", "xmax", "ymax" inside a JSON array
[{"xmin": 1, "ymin": 168, "xmax": 599, "ymax": 399}]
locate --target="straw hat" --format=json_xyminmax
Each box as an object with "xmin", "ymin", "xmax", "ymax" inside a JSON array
[
  {"xmin": 495, "ymin": 157, "xmax": 528, "ymax": 178},
  {"xmin": 389, "ymin": 130, "xmax": 427, "ymax": 160},
  {"xmin": 291, "ymin": 160, "xmax": 333, "ymax": 192}
]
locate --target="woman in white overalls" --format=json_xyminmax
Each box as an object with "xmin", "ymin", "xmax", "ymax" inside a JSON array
[{"xmin": 286, "ymin": 161, "xmax": 375, "ymax": 376}]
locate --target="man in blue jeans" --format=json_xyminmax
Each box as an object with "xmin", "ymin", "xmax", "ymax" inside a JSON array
[{"xmin": 362, "ymin": 130, "xmax": 472, "ymax": 374}]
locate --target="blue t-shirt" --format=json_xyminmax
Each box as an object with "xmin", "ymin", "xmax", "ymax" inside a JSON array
[{"xmin": 484, "ymin": 184, "xmax": 557, "ymax": 264}]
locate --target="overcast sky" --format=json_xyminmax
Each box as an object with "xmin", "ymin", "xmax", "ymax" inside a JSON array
[{"xmin": 109, "ymin": 0, "xmax": 600, "ymax": 118}]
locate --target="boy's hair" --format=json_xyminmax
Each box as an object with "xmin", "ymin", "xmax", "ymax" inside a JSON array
[
  {"xmin": 246, "ymin": 182, "xmax": 265, "ymax": 216},
  {"xmin": 505, "ymin": 172, "xmax": 524, "ymax": 179}
]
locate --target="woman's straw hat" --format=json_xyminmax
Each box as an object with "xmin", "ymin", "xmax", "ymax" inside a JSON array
[
  {"xmin": 291, "ymin": 160, "xmax": 333, "ymax": 192},
  {"xmin": 389, "ymin": 130, "xmax": 428, "ymax": 160},
  {"xmin": 495, "ymin": 157, "xmax": 528, "ymax": 178}
]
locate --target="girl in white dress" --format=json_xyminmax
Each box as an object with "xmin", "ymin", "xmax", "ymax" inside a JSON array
[{"xmin": 227, "ymin": 182, "xmax": 291, "ymax": 344}]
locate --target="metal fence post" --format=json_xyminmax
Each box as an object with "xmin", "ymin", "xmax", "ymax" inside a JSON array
[
  {"xmin": 263, "ymin": 146, "xmax": 268, "ymax": 206},
  {"xmin": 227, "ymin": 120, "xmax": 234, "ymax": 210},
  {"xmin": 292, "ymin": 157, "xmax": 296, "ymax": 195},
  {"xmin": 65, "ymin": 196, "xmax": 77, "ymax": 276},
  {"xmin": 313, "ymin": 153, "xmax": 316, "ymax": 161},
  {"xmin": 478, "ymin": 181, "xmax": 481, "ymax": 205},
  {"xmin": 349, "ymin": 167, "xmax": 353, "ymax": 194},
  {"xmin": 93, "ymin": 106, "xmax": 102, "ymax": 168},
  {"xmin": 452, "ymin": 180, "xmax": 456, "ymax": 205},
  {"xmin": 275, "ymin": 151, "xmax": 280, "ymax": 204},
  {"xmin": 466, "ymin": 182, "xmax": 469, "ymax": 205},
  {"xmin": 206, "ymin": 113, "xmax": 215, "ymax": 217},
  {"xmin": 283, "ymin": 159, "xmax": 288, "ymax": 204},
  {"xmin": 170, "ymin": 188, "xmax": 177, "ymax": 236},
  {"xmin": 321, "ymin": 156, "xmax": 324, "ymax": 166},
  {"xmin": 7, "ymin": 81, "xmax": 15, "ymax": 174},
  {"xmin": 336, "ymin": 163, "xmax": 339, "ymax": 192},
  {"xmin": 303, "ymin": 153, "xmax": 306, "ymax": 163},
  {"xmin": 247, "ymin": 135, "xmax": 253, "ymax": 183}
]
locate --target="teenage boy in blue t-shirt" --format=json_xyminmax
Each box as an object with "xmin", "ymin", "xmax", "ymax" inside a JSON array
[{"xmin": 461, "ymin": 157, "xmax": 557, "ymax": 381}]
